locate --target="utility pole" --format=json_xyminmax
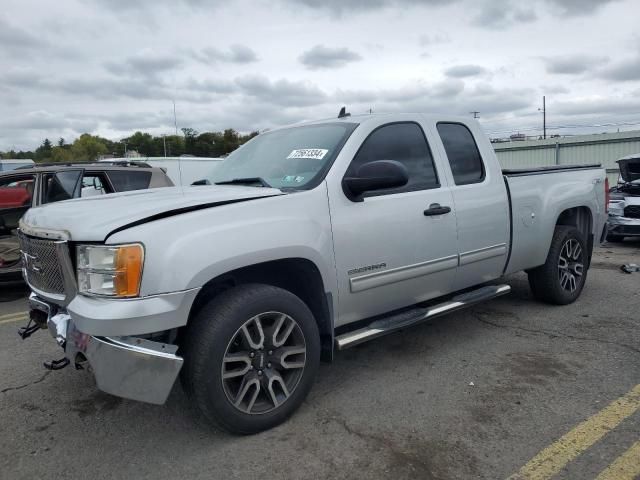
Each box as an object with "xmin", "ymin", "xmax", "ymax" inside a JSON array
[
  {"xmin": 470, "ymin": 111, "xmax": 480, "ymax": 119},
  {"xmin": 539, "ymin": 96, "xmax": 546, "ymax": 139}
]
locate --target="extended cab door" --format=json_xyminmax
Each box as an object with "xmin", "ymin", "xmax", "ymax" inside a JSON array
[
  {"xmin": 432, "ymin": 121, "xmax": 510, "ymax": 290},
  {"xmin": 327, "ymin": 120, "xmax": 459, "ymax": 327}
]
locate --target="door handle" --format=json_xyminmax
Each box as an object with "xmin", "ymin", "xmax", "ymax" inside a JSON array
[{"xmin": 424, "ymin": 203, "xmax": 451, "ymax": 216}]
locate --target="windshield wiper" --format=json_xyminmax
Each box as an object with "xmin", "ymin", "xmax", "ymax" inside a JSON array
[{"xmin": 215, "ymin": 177, "xmax": 272, "ymax": 188}]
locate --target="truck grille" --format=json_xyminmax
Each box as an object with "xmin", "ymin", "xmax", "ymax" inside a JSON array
[
  {"xmin": 18, "ymin": 233, "xmax": 66, "ymax": 295},
  {"xmin": 624, "ymin": 205, "xmax": 640, "ymax": 219}
]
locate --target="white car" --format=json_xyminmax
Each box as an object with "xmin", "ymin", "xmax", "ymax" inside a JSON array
[{"xmin": 607, "ymin": 154, "xmax": 640, "ymax": 242}]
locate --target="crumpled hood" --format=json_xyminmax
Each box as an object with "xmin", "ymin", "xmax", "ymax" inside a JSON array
[
  {"xmin": 617, "ymin": 156, "xmax": 640, "ymax": 182},
  {"xmin": 21, "ymin": 185, "xmax": 283, "ymax": 241}
]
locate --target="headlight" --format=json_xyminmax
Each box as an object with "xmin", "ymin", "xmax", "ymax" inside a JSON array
[{"xmin": 77, "ymin": 244, "xmax": 144, "ymax": 297}]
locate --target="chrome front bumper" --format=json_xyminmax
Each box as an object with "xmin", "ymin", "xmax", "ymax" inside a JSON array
[{"xmin": 30, "ymin": 294, "xmax": 183, "ymax": 405}]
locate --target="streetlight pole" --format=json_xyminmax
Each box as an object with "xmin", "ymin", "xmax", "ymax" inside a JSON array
[
  {"xmin": 161, "ymin": 134, "xmax": 167, "ymax": 157},
  {"xmin": 539, "ymin": 96, "xmax": 547, "ymax": 139},
  {"xmin": 543, "ymin": 96, "xmax": 546, "ymax": 139}
]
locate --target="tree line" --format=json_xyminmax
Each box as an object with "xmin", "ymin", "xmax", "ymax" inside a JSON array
[{"xmin": 0, "ymin": 128, "xmax": 259, "ymax": 163}]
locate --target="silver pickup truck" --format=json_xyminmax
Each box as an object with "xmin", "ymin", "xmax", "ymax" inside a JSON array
[{"xmin": 18, "ymin": 113, "xmax": 607, "ymax": 434}]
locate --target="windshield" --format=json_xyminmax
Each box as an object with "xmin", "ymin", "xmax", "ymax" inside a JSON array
[{"xmin": 208, "ymin": 122, "xmax": 356, "ymax": 189}]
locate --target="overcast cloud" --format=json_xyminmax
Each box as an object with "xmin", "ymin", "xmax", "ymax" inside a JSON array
[
  {"xmin": 0, "ymin": 0, "xmax": 638, "ymax": 150},
  {"xmin": 299, "ymin": 45, "xmax": 362, "ymax": 70}
]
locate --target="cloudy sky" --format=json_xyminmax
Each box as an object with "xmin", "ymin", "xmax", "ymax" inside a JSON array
[{"xmin": 1, "ymin": 0, "xmax": 639, "ymax": 150}]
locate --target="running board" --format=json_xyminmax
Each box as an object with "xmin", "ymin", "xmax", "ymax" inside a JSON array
[{"xmin": 335, "ymin": 284, "xmax": 511, "ymax": 350}]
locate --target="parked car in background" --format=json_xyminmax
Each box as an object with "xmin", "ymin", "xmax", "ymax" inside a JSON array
[
  {"xmin": 0, "ymin": 162, "xmax": 173, "ymax": 282},
  {"xmin": 100, "ymin": 157, "xmax": 224, "ymax": 185},
  {"xmin": 0, "ymin": 159, "xmax": 35, "ymax": 171},
  {"xmin": 607, "ymin": 154, "xmax": 640, "ymax": 242},
  {"xmin": 18, "ymin": 113, "xmax": 607, "ymax": 434}
]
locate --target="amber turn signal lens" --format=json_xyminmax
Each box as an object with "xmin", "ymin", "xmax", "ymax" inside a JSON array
[{"xmin": 113, "ymin": 245, "xmax": 144, "ymax": 297}]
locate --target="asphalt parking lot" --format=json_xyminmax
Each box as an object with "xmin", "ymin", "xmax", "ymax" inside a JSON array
[{"xmin": 1, "ymin": 241, "xmax": 639, "ymax": 480}]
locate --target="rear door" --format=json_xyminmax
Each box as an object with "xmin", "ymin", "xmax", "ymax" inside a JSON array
[
  {"xmin": 328, "ymin": 120, "xmax": 459, "ymax": 326},
  {"xmin": 433, "ymin": 121, "xmax": 510, "ymax": 290}
]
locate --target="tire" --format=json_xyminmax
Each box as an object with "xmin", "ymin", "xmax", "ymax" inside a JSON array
[
  {"xmin": 181, "ymin": 284, "xmax": 320, "ymax": 434},
  {"xmin": 606, "ymin": 234, "xmax": 625, "ymax": 243},
  {"xmin": 528, "ymin": 226, "xmax": 588, "ymax": 305}
]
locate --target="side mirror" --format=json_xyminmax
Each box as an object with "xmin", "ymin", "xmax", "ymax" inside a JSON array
[
  {"xmin": 342, "ymin": 160, "xmax": 409, "ymax": 202},
  {"xmin": 191, "ymin": 179, "xmax": 211, "ymax": 186}
]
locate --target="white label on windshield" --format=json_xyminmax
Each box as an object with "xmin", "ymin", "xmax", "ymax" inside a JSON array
[{"xmin": 287, "ymin": 148, "xmax": 328, "ymax": 160}]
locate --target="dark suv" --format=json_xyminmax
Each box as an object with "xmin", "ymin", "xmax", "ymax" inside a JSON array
[{"xmin": 0, "ymin": 162, "xmax": 173, "ymax": 282}]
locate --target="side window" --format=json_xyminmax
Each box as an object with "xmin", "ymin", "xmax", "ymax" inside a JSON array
[
  {"xmin": 0, "ymin": 175, "xmax": 35, "ymax": 239},
  {"xmin": 437, "ymin": 123, "xmax": 485, "ymax": 185},
  {"xmin": 107, "ymin": 171, "xmax": 152, "ymax": 192},
  {"xmin": 81, "ymin": 174, "xmax": 112, "ymax": 198},
  {"xmin": 0, "ymin": 175, "xmax": 35, "ymax": 209},
  {"xmin": 42, "ymin": 170, "xmax": 83, "ymax": 204},
  {"xmin": 347, "ymin": 122, "xmax": 438, "ymax": 195}
]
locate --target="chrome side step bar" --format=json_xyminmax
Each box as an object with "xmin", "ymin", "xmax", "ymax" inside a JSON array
[{"xmin": 335, "ymin": 284, "xmax": 511, "ymax": 350}]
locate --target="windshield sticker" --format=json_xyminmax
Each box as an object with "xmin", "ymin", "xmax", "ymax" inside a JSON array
[
  {"xmin": 282, "ymin": 175, "xmax": 306, "ymax": 183},
  {"xmin": 287, "ymin": 148, "xmax": 328, "ymax": 160}
]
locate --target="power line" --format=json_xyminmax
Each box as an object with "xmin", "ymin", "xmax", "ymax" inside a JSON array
[{"xmin": 487, "ymin": 119, "xmax": 640, "ymax": 136}]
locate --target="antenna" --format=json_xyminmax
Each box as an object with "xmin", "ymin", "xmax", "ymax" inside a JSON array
[
  {"xmin": 173, "ymin": 99, "xmax": 178, "ymax": 135},
  {"xmin": 338, "ymin": 106, "xmax": 351, "ymax": 119}
]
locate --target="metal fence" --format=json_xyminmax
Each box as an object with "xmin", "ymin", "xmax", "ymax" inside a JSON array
[{"xmin": 493, "ymin": 130, "xmax": 640, "ymax": 185}]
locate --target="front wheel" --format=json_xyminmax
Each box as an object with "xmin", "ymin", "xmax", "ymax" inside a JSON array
[
  {"xmin": 528, "ymin": 226, "xmax": 588, "ymax": 305},
  {"xmin": 181, "ymin": 284, "xmax": 320, "ymax": 434}
]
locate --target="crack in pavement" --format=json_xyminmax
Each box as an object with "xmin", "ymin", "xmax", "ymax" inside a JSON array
[
  {"xmin": 472, "ymin": 314, "xmax": 640, "ymax": 356},
  {"xmin": 325, "ymin": 413, "xmax": 436, "ymax": 478},
  {"xmin": 1, "ymin": 371, "xmax": 51, "ymax": 394}
]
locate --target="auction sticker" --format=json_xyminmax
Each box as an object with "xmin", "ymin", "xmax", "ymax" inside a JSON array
[{"xmin": 287, "ymin": 148, "xmax": 328, "ymax": 160}]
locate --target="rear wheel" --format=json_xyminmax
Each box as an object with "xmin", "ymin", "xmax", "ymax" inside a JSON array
[
  {"xmin": 182, "ymin": 284, "xmax": 320, "ymax": 434},
  {"xmin": 528, "ymin": 226, "xmax": 588, "ymax": 305}
]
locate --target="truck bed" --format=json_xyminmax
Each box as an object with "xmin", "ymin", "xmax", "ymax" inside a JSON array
[{"xmin": 502, "ymin": 164, "xmax": 607, "ymax": 275}]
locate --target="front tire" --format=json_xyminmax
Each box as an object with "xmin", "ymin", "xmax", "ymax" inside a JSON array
[
  {"xmin": 181, "ymin": 284, "xmax": 320, "ymax": 434},
  {"xmin": 528, "ymin": 226, "xmax": 588, "ymax": 305}
]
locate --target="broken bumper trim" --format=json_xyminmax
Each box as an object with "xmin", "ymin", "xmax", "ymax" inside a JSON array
[
  {"xmin": 30, "ymin": 293, "xmax": 183, "ymax": 405},
  {"xmin": 67, "ymin": 331, "xmax": 183, "ymax": 405}
]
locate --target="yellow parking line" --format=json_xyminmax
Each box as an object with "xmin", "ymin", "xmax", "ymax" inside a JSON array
[
  {"xmin": 0, "ymin": 312, "xmax": 29, "ymax": 325},
  {"xmin": 508, "ymin": 384, "xmax": 640, "ymax": 480},
  {"xmin": 595, "ymin": 440, "xmax": 640, "ymax": 480},
  {"xmin": 0, "ymin": 310, "xmax": 29, "ymax": 320}
]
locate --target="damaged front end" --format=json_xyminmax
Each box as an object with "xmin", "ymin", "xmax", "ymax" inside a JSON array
[
  {"xmin": 21, "ymin": 293, "xmax": 183, "ymax": 404},
  {"xmin": 607, "ymin": 155, "xmax": 640, "ymax": 240}
]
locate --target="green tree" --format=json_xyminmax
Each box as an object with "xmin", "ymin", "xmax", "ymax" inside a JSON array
[
  {"xmin": 69, "ymin": 134, "xmax": 108, "ymax": 161},
  {"xmin": 35, "ymin": 138, "xmax": 53, "ymax": 162},
  {"xmin": 181, "ymin": 127, "xmax": 198, "ymax": 154},
  {"xmin": 123, "ymin": 131, "xmax": 156, "ymax": 156},
  {"xmin": 50, "ymin": 146, "xmax": 74, "ymax": 163}
]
